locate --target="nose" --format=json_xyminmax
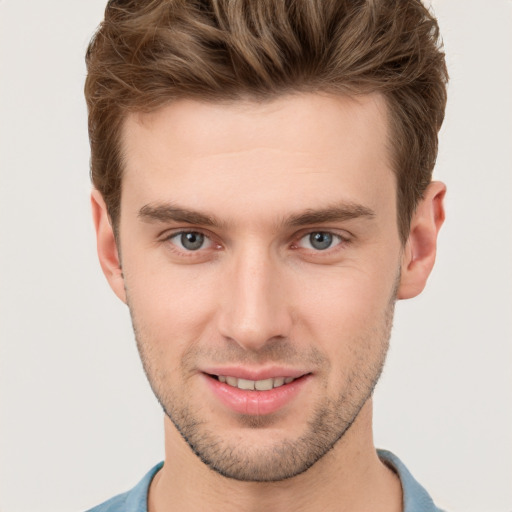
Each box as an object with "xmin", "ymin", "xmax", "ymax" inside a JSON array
[{"xmin": 217, "ymin": 245, "xmax": 293, "ymax": 352}]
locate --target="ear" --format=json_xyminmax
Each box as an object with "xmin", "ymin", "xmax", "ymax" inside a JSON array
[
  {"xmin": 91, "ymin": 189, "xmax": 127, "ymax": 303},
  {"xmin": 397, "ymin": 181, "xmax": 446, "ymax": 300}
]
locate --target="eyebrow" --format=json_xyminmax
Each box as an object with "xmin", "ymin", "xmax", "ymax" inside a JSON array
[
  {"xmin": 286, "ymin": 203, "xmax": 375, "ymax": 227},
  {"xmin": 138, "ymin": 203, "xmax": 223, "ymax": 228},
  {"xmin": 138, "ymin": 201, "xmax": 375, "ymax": 228}
]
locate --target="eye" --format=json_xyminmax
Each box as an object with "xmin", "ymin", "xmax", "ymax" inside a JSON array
[
  {"xmin": 168, "ymin": 231, "xmax": 213, "ymax": 251},
  {"xmin": 297, "ymin": 231, "xmax": 344, "ymax": 251}
]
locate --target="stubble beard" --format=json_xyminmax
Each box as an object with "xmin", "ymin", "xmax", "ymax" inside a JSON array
[{"xmin": 128, "ymin": 291, "xmax": 397, "ymax": 483}]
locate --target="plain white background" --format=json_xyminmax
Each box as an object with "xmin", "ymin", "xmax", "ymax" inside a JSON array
[{"xmin": 0, "ymin": 1, "xmax": 511, "ymax": 511}]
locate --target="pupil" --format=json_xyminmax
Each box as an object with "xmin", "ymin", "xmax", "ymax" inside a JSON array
[
  {"xmin": 181, "ymin": 232, "xmax": 204, "ymax": 250},
  {"xmin": 310, "ymin": 232, "xmax": 332, "ymax": 250}
]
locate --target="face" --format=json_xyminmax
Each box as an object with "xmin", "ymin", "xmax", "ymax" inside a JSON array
[{"xmin": 103, "ymin": 93, "xmax": 406, "ymax": 481}]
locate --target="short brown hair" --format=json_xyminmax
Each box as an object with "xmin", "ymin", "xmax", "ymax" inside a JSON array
[{"xmin": 85, "ymin": 0, "xmax": 448, "ymax": 242}]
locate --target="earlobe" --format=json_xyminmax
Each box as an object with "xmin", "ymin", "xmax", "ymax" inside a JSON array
[
  {"xmin": 91, "ymin": 190, "xmax": 127, "ymax": 304},
  {"xmin": 397, "ymin": 181, "xmax": 446, "ymax": 300}
]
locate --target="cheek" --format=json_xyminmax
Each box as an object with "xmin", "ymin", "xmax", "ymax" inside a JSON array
[
  {"xmin": 122, "ymin": 256, "xmax": 220, "ymax": 353},
  {"xmin": 293, "ymin": 264, "xmax": 397, "ymax": 352}
]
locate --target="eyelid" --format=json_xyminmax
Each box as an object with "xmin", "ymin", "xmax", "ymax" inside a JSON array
[{"xmin": 160, "ymin": 227, "xmax": 212, "ymax": 240}]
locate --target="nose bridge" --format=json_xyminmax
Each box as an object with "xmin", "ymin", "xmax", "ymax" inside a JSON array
[{"xmin": 219, "ymin": 242, "xmax": 291, "ymax": 350}]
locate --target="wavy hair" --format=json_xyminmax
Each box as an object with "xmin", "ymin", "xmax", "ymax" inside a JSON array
[{"xmin": 85, "ymin": 0, "xmax": 448, "ymax": 242}]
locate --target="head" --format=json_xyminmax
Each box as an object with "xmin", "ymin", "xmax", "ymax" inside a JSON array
[
  {"xmin": 85, "ymin": 0, "xmax": 448, "ymax": 244},
  {"xmin": 86, "ymin": 0, "xmax": 448, "ymax": 482}
]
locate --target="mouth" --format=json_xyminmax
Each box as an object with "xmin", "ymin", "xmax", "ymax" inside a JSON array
[
  {"xmin": 211, "ymin": 374, "xmax": 298, "ymax": 391},
  {"xmin": 203, "ymin": 370, "xmax": 311, "ymax": 415}
]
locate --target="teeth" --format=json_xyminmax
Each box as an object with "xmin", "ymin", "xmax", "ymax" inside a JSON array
[
  {"xmin": 255, "ymin": 378, "xmax": 274, "ymax": 391},
  {"xmin": 273, "ymin": 377, "xmax": 285, "ymax": 387},
  {"xmin": 217, "ymin": 375, "xmax": 296, "ymax": 390},
  {"xmin": 226, "ymin": 376, "xmax": 238, "ymax": 387},
  {"xmin": 237, "ymin": 378, "xmax": 255, "ymax": 390}
]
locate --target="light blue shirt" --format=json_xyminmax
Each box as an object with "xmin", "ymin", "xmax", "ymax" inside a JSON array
[{"xmin": 86, "ymin": 450, "xmax": 445, "ymax": 512}]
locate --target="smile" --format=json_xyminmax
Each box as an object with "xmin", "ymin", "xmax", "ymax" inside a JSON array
[{"xmin": 215, "ymin": 375, "xmax": 296, "ymax": 391}]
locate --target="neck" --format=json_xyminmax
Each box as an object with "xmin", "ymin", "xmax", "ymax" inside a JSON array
[{"xmin": 148, "ymin": 400, "xmax": 402, "ymax": 512}]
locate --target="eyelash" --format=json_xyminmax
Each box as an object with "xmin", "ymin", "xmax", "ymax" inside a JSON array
[{"xmin": 160, "ymin": 229, "xmax": 351, "ymax": 256}]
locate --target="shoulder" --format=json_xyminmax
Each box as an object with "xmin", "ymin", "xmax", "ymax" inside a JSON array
[
  {"xmin": 377, "ymin": 449, "xmax": 446, "ymax": 512},
  {"xmin": 84, "ymin": 462, "xmax": 164, "ymax": 512},
  {"xmin": 85, "ymin": 491, "xmax": 128, "ymax": 512}
]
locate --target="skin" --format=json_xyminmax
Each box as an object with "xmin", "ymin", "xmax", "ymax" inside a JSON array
[{"xmin": 92, "ymin": 92, "xmax": 445, "ymax": 512}]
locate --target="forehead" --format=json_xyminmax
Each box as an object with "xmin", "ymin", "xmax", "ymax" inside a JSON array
[{"xmin": 120, "ymin": 93, "xmax": 394, "ymax": 223}]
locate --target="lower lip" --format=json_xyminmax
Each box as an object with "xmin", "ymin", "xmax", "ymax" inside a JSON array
[{"xmin": 203, "ymin": 374, "xmax": 310, "ymax": 416}]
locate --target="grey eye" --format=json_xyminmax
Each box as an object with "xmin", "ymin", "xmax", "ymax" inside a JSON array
[
  {"xmin": 179, "ymin": 232, "xmax": 205, "ymax": 251},
  {"xmin": 308, "ymin": 232, "xmax": 333, "ymax": 250}
]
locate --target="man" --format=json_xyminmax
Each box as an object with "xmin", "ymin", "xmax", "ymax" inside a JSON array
[{"xmin": 85, "ymin": 0, "xmax": 448, "ymax": 511}]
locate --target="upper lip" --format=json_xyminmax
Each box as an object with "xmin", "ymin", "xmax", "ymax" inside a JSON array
[{"xmin": 201, "ymin": 366, "xmax": 309, "ymax": 381}]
